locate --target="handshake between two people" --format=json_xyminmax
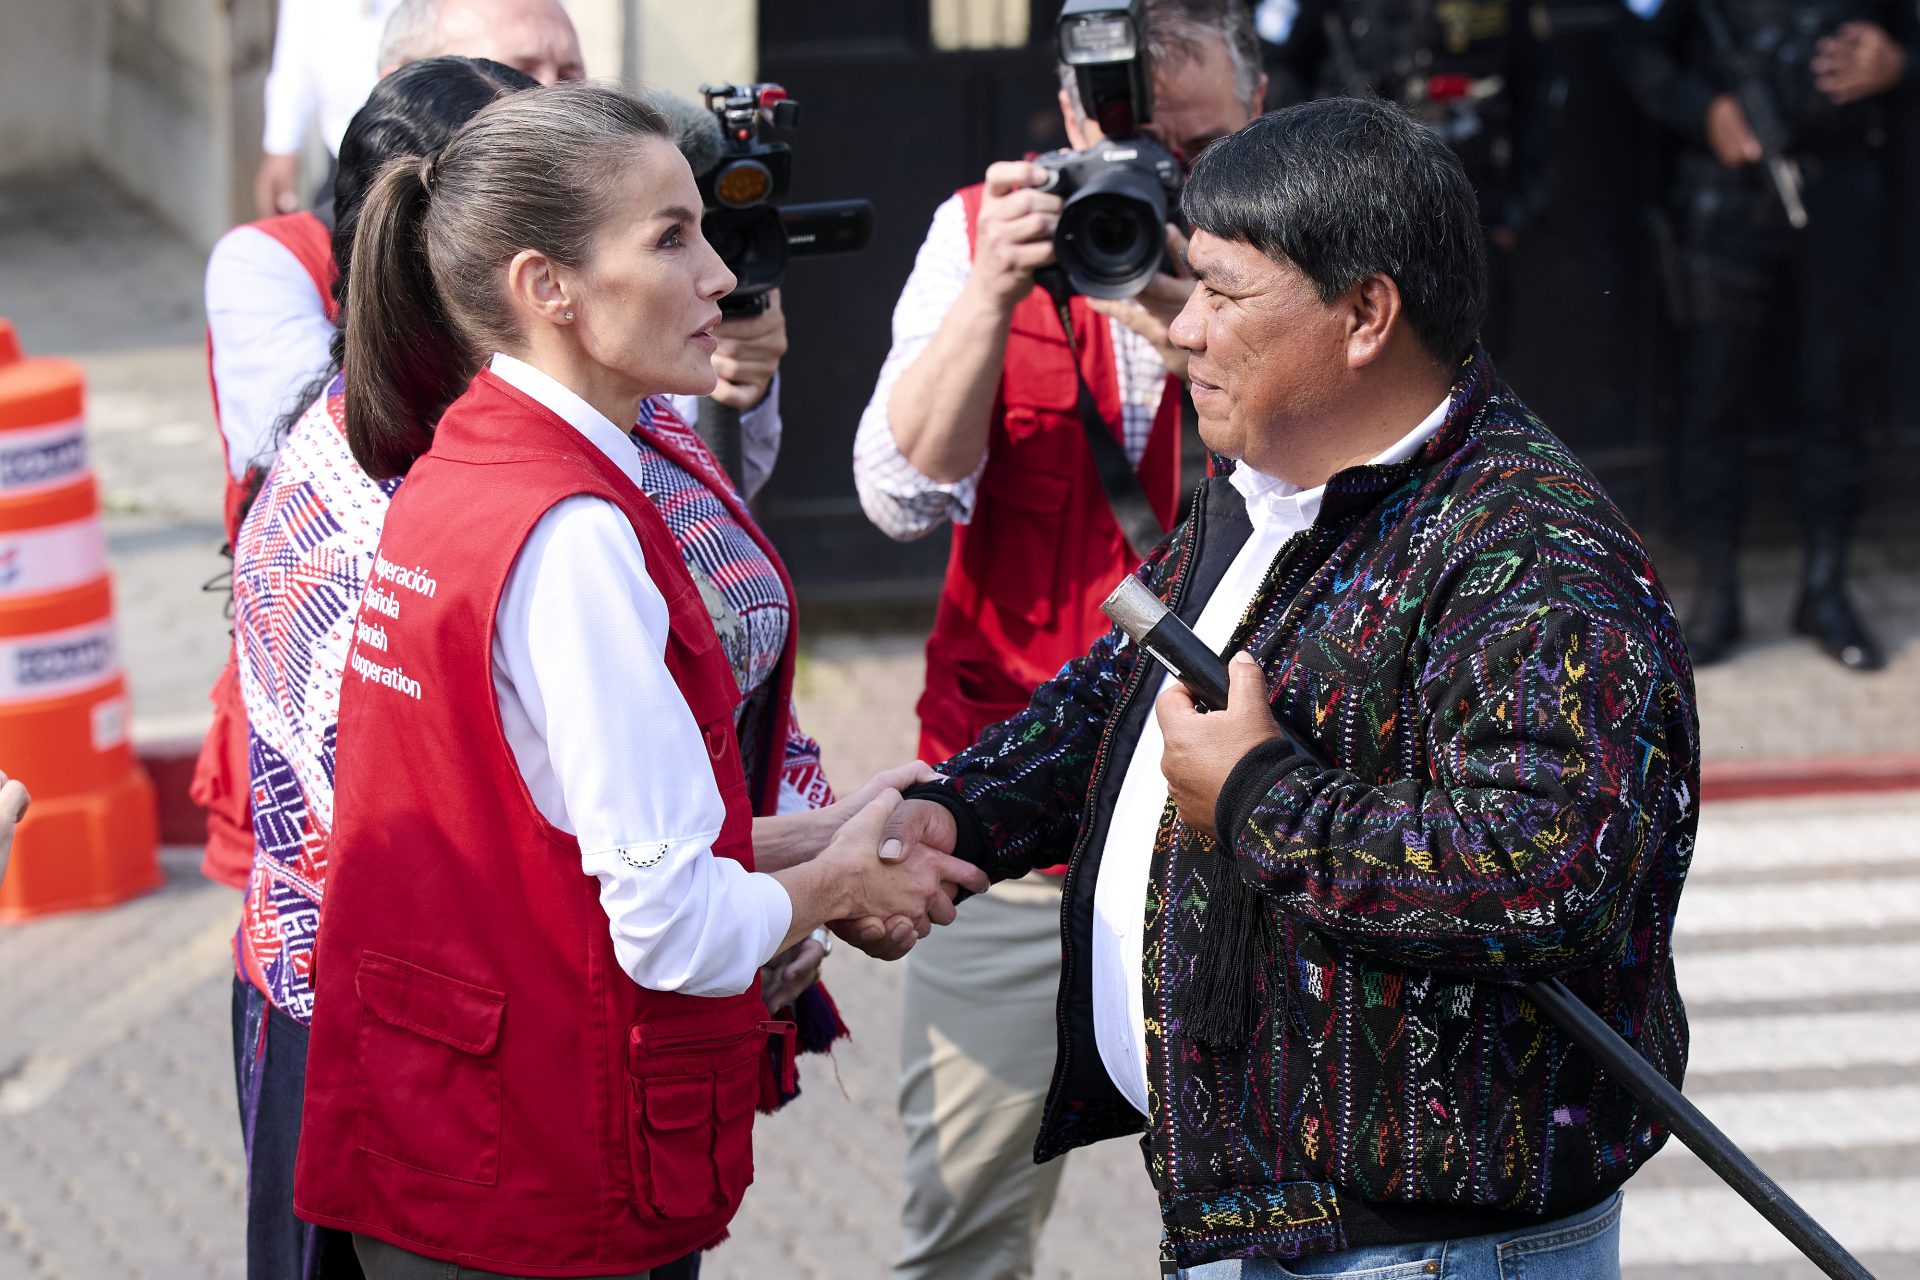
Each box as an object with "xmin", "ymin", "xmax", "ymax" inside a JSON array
[
  {"xmin": 751, "ymin": 655, "xmax": 1285, "ymax": 1005},
  {"xmin": 754, "ymin": 762, "xmax": 985, "ymax": 990}
]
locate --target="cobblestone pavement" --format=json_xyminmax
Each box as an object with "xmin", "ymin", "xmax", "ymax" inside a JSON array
[
  {"xmin": 4, "ymin": 172, "xmax": 1920, "ymax": 1278},
  {"xmin": 4, "ymin": 741, "xmax": 1920, "ymax": 1278}
]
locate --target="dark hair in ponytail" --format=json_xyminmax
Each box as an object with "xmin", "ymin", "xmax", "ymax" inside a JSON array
[
  {"xmin": 331, "ymin": 56, "xmax": 540, "ymax": 313},
  {"xmin": 242, "ymin": 56, "xmax": 538, "ymax": 511},
  {"xmin": 344, "ymin": 81, "xmax": 672, "ymax": 479},
  {"xmin": 343, "ymin": 157, "xmax": 470, "ymax": 477}
]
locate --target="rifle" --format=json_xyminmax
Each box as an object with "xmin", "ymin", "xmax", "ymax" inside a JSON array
[
  {"xmin": 1694, "ymin": 0, "xmax": 1809, "ymax": 227},
  {"xmin": 1322, "ymin": 10, "xmax": 1374, "ymax": 99}
]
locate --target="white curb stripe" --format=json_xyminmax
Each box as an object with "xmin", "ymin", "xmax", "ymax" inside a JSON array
[
  {"xmin": 1686, "ymin": 1011, "xmax": 1920, "ymax": 1074},
  {"xmin": 1622, "ymin": 1175, "xmax": 1920, "ymax": 1266}
]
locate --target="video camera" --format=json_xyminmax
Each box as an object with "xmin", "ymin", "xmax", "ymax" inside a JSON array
[
  {"xmin": 1038, "ymin": 0, "xmax": 1181, "ymax": 300},
  {"xmin": 695, "ymin": 82, "xmax": 875, "ymax": 318}
]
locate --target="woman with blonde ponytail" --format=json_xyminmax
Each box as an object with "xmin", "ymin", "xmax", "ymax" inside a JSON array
[{"xmin": 291, "ymin": 82, "xmax": 986, "ymax": 1278}]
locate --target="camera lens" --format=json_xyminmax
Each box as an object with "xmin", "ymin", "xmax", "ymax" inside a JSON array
[
  {"xmin": 1086, "ymin": 205, "xmax": 1148, "ymax": 259},
  {"xmin": 705, "ymin": 223, "xmax": 749, "ymax": 267},
  {"xmin": 1053, "ymin": 160, "xmax": 1170, "ymax": 300}
]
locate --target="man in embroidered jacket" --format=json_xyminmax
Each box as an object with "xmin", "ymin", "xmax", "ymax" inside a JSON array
[{"xmin": 881, "ymin": 98, "xmax": 1700, "ymax": 1275}]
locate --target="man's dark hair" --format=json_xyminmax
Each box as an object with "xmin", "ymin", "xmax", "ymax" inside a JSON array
[{"xmin": 1180, "ymin": 97, "xmax": 1489, "ymax": 364}]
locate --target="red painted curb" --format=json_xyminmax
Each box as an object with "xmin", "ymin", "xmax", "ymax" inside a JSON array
[
  {"xmin": 1700, "ymin": 754, "xmax": 1920, "ymax": 803},
  {"xmin": 138, "ymin": 735, "xmax": 1920, "ymax": 853}
]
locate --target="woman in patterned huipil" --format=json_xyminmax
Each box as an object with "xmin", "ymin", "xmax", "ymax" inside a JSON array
[{"xmin": 226, "ymin": 60, "xmax": 914, "ymax": 1280}]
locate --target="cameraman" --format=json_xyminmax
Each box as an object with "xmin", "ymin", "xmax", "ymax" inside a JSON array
[{"xmin": 851, "ymin": 3, "xmax": 1264, "ymax": 1275}]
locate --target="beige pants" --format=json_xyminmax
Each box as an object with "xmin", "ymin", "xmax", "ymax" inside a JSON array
[{"xmin": 894, "ymin": 874, "xmax": 1069, "ymax": 1280}]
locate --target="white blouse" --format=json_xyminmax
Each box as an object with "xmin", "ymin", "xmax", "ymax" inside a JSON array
[{"xmin": 487, "ymin": 353, "xmax": 791, "ymax": 998}]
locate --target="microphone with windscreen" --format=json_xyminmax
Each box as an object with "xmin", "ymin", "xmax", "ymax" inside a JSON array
[
  {"xmin": 654, "ymin": 88, "xmax": 727, "ymax": 182},
  {"xmin": 1101, "ymin": 575, "xmax": 1231, "ymax": 711}
]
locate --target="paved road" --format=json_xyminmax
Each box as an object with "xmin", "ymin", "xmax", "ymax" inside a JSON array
[{"xmin": 4, "ymin": 669, "xmax": 1918, "ymax": 1278}]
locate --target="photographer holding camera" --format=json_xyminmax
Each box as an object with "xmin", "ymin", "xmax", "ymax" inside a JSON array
[{"xmin": 851, "ymin": 3, "xmax": 1264, "ymax": 1275}]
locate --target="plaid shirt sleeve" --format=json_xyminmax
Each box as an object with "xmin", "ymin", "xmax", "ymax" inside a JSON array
[{"xmin": 852, "ymin": 194, "xmax": 985, "ymax": 540}]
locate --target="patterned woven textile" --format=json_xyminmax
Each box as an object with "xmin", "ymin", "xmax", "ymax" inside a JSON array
[
  {"xmin": 929, "ymin": 349, "xmax": 1700, "ymax": 1267},
  {"xmin": 232, "ymin": 381, "xmax": 828, "ymax": 1021}
]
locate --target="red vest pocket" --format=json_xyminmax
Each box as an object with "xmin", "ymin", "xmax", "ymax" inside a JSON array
[
  {"xmin": 627, "ymin": 1018, "xmax": 769, "ymax": 1219},
  {"xmin": 711, "ymin": 1054, "xmax": 759, "ymax": 1204},
  {"xmin": 354, "ymin": 954, "xmax": 506, "ymax": 1185},
  {"xmin": 971, "ymin": 463, "xmax": 1073, "ymax": 630}
]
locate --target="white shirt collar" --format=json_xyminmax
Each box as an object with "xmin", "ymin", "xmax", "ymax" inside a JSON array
[
  {"xmin": 1228, "ymin": 393, "xmax": 1453, "ymax": 539},
  {"xmin": 488, "ymin": 352, "xmax": 646, "ymax": 493}
]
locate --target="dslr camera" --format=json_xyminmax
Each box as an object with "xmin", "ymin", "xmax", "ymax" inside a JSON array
[
  {"xmin": 696, "ymin": 82, "xmax": 875, "ymax": 318},
  {"xmin": 1038, "ymin": 0, "xmax": 1181, "ymax": 300}
]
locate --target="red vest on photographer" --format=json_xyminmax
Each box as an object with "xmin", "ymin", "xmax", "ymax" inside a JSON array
[
  {"xmin": 194, "ymin": 210, "xmax": 339, "ymax": 889},
  {"xmin": 295, "ymin": 371, "xmax": 772, "ymax": 1275},
  {"xmin": 915, "ymin": 183, "xmax": 1182, "ymax": 766}
]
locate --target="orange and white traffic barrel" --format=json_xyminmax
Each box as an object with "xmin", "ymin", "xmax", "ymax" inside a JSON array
[{"xmin": 0, "ymin": 317, "xmax": 158, "ymax": 921}]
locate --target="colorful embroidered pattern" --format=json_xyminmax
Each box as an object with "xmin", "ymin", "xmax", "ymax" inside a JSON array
[
  {"xmin": 633, "ymin": 401, "xmax": 829, "ymax": 809},
  {"xmin": 232, "ymin": 383, "xmax": 394, "ymax": 1019},
  {"xmin": 939, "ymin": 351, "xmax": 1698, "ymax": 1266}
]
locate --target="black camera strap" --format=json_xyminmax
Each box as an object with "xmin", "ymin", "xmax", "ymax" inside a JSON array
[{"xmin": 1044, "ymin": 288, "xmax": 1168, "ymax": 560}]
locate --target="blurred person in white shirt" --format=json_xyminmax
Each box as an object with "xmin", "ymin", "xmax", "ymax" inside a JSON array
[
  {"xmin": 223, "ymin": 0, "xmax": 589, "ymax": 506},
  {"xmin": 253, "ymin": 0, "xmax": 405, "ymax": 218}
]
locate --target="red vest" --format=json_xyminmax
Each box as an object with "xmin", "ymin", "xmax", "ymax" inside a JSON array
[
  {"xmin": 195, "ymin": 211, "xmax": 339, "ymax": 889},
  {"xmin": 295, "ymin": 372, "xmax": 770, "ymax": 1275},
  {"xmin": 207, "ymin": 210, "xmax": 340, "ymax": 544},
  {"xmin": 915, "ymin": 184, "xmax": 1183, "ymax": 765}
]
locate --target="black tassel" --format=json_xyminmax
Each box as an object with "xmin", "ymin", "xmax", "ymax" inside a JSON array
[
  {"xmin": 790, "ymin": 981, "xmax": 848, "ymax": 1055},
  {"xmin": 1177, "ymin": 836, "xmax": 1277, "ymax": 1050}
]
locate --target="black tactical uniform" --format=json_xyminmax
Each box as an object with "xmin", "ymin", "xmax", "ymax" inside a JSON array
[
  {"xmin": 1621, "ymin": 0, "xmax": 1917, "ymax": 669},
  {"xmin": 1263, "ymin": 0, "xmax": 1550, "ymax": 352}
]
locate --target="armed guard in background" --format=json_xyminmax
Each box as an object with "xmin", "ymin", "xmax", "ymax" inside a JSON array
[
  {"xmin": 1622, "ymin": 0, "xmax": 1915, "ymax": 670},
  {"xmin": 1258, "ymin": 0, "xmax": 1550, "ymax": 354}
]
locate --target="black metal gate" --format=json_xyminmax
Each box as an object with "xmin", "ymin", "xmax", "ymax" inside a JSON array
[{"xmin": 755, "ymin": 1, "xmax": 1069, "ymax": 607}]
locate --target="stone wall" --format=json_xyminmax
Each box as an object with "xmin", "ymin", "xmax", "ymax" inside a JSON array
[
  {"xmin": 0, "ymin": 0, "xmax": 111, "ymax": 176},
  {"xmin": 0, "ymin": 0, "xmax": 753, "ymax": 251},
  {"xmin": 0, "ymin": 0, "xmax": 272, "ymax": 249}
]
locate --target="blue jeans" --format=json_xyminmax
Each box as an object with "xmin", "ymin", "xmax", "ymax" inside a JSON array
[
  {"xmin": 1178, "ymin": 1192, "xmax": 1622, "ymax": 1280},
  {"xmin": 232, "ymin": 978, "xmax": 365, "ymax": 1280}
]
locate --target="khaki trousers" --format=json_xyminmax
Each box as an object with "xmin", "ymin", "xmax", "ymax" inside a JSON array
[{"xmin": 894, "ymin": 874, "xmax": 1068, "ymax": 1280}]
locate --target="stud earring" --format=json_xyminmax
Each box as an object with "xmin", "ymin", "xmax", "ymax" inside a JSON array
[{"xmin": 563, "ymin": 310, "xmax": 575, "ymax": 320}]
